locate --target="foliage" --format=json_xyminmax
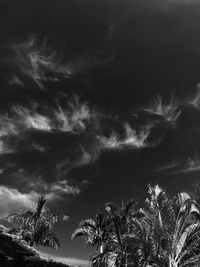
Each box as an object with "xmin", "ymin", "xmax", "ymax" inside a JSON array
[
  {"xmin": 72, "ymin": 209, "xmax": 110, "ymax": 253},
  {"xmin": 7, "ymin": 196, "xmax": 68, "ymax": 249},
  {"xmin": 73, "ymin": 185, "xmax": 200, "ymax": 267},
  {"xmin": 0, "ymin": 230, "xmax": 71, "ymax": 267}
]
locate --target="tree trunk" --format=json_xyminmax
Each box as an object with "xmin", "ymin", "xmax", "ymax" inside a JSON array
[
  {"xmin": 100, "ymin": 244, "xmax": 103, "ymax": 254},
  {"xmin": 169, "ymin": 257, "xmax": 178, "ymax": 267},
  {"xmin": 125, "ymin": 257, "xmax": 128, "ymax": 267}
]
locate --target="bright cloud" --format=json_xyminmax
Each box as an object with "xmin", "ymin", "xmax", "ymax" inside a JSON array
[
  {"xmin": 186, "ymin": 83, "xmax": 200, "ymax": 110},
  {"xmin": 0, "ymin": 181, "xmax": 82, "ymax": 219},
  {"xmin": 12, "ymin": 35, "xmax": 72, "ymax": 89},
  {"xmin": 0, "ymin": 186, "xmax": 39, "ymax": 219},
  {"xmin": 27, "ymin": 178, "xmax": 82, "ymax": 198},
  {"xmin": 0, "ymin": 92, "xmax": 182, "ymax": 194},
  {"xmin": 0, "ymin": 96, "xmax": 100, "ymax": 190},
  {"xmin": 46, "ymin": 180, "xmax": 81, "ymax": 198},
  {"xmin": 0, "ymin": 96, "xmax": 95, "ymax": 138},
  {"xmin": 10, "ymin": 34, "xmax": 102, "ymax": 89},
  {"xmin": 54, "ymin": 95, "xmax": 95, "ymax": 133},
  {"xmin": 143, "ymin": 94, "xmax": 181, "ymax": 126},
  {"xmin": 99, "ymin": 122, "xmax": 154, "ymax": 150}
]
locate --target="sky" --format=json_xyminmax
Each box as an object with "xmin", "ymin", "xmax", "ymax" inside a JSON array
[{"xmin": 2, "ymin": 0, "xmax": 200, "ymax": 265}]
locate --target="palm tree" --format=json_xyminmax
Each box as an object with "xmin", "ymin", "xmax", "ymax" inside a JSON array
[
  {"xmin": 72, "ymin": 210, "xmax": 109, "ymax": 253},
  {"xmin": 72, "ymin": 210, "xmax": 111, "ymax": 267},
  {"xmin": 73, "ymin": 185, "xmax": 200, "ymax": 267},
  {"xmin": 132, "ymin": 185, "xmax": 200, "ymax": 267},
  {"xmin": 73, "ymin": 200, "xmax": 138, "ymax": 267},
  {"xmin": 7, "ymin": 195, "xmax": 68, "ymax": 249},
  {"xmin": 104, "ymin": 199, "xmax": 137, "ymax": 267}
]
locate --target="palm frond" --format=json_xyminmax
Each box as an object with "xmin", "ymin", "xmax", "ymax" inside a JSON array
[
  {"xmin": 40, "ymin": 231, "xmax": 61, "ymax": 249},
  {"xmin": 71, "ymin": 227, "xmax": 89, "ymax": 240},
  {"xmin": 79, "ymin": 219, "xmax": 96, "ymax": 229},
  {"xmin": 35, "ymin": 195, "xmax": 46, "ymax": 218}
]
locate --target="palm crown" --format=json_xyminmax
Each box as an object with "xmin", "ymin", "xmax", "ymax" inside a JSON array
[
  {"xmin": 73, "ymin": 185, "xmax": 200, "ymax": 267},
  {"xmin": 7, "ymin": 195, "xmax": 68, "ymax": 249}
]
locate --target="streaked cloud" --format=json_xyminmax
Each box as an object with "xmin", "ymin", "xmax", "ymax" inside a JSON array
[
  {"xmin": 54, "ymin": 95, "xmax": 96, "ymax": 133},
  {"xmin": 99, "ymin": 122, "xmax": 154, "ymax": 150},
  {"xmin": 27, "ymin": 178, "xmax": 82, "ymax": 199},
  {"xmin": 186, "ymin": 83, "xmax": 200, "ymax": 110},
  {"xmin": 0, "ymin": 95, "xmax": 95, "ymax": 137},
  {"xmin": 71, "ymin": 146, "xmax": 99, "ymax": 168},
  {"xmin": 8, "ymin": 73, "xmax": 25, "ymax": 87},
  {"xmin": 10, "ymin": 34, "xmax": 110, "ymax": 90},
  {"xmin": 0, "ymin": 96, "xmax": 98, "ymax": 195},
  {"xmin": 155, "ymin": 160, "xmax": 179, "ymax": 173},
  {"xmin": 0, "ymin": 101, "xmax": 97, "ymax": 198},
  {"xmin": 143, "ymin": 94, "xmax": 181, "ymax": 126},
  {"xmin": 12, "ymin": 35, "xmax": 72, "ymax": 89},
  {"xmin": 170, "ymin": 153, "xmax": 200, "ymax": 175},
  {"xmin": 157, "ymin": 152, "xmax": 200, "ymax": 176},
  {"xmin": 49, "ymin": 180, "xmax": 81, "ymax": 196},
  {"xmin": 0, "ymin": 90, "xmax": 190, "ymax": 197},
  {"xmin": 0, "ymin": 87, "xmax": 197, "ymax": 197}
]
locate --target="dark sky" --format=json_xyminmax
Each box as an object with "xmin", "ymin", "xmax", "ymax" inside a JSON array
[{"xmin": 1, "ymin": 0, "xmax": 200, "ymax": 265}]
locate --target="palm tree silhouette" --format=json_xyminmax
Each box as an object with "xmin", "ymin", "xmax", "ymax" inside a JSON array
[
  {"xmin": 7, "ymin": 195, "xmax": 68, "ymax": 249},
  {"xmin": 74, "ymin": 185, "xmax": 200, "ymax": 267},
  {"xmin": 72, "ymin": 209, "xmax": 110, "ymax": 265},
  {"xmin": 132, "ymin": 185, "xmax": 200, "ymax": 267},
  {"xmin": 73, "ymin": 200, "xmax": 137, "ymax": 267},
  {"xmin": 104, "ymin": 199, "xmax": 137, "ymax": 267}
]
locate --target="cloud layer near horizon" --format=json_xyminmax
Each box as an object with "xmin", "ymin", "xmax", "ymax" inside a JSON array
[{"xmin": 0, "ymin": 186, "xmax": 38, "ymax": 219}]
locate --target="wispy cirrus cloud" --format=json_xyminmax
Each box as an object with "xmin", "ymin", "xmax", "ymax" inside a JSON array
[
  {"xmin": 155, "ymin": 152, "xmax": 200, "ymax": 176},
  {"xmin": 2, "ymin": 85, "xmax": 198, "ymax": 198},
  {"xmin": 155, "ymin": 160, "xmax": 180, "ymax": 173},
  {"xmin": 170, "ymin": 153, "xmax": 200, "ymax": 175},
  {"xmin": 140, "ymin": 83, "xmax": 200, "ymax": 129},
  {"xmin": 70, "ymin": 146, "xmax": 99, "ymax": 168},
  {"xmin": 0, "ymin": 97, "xmax": 163, "ymax": 198},
  {"xmin": 185, "ymin": 83, "xmax": 200, "ymax": 110},
  {"xmin": 142, "ymin": 94, "xmax": 181, "ymax": 127},
  {"xmin": 0, "ymin": 96, "xmax": 100, "ymax": 195},
  {"xmin": 9, "ymin": 34, "xmax": 112, "ymax": 90},
  {"xmin": 0, "ymin": 89, "xmax": 182, "ymax": 198},
  {"xmin": 0, "ymin": 95, "xmax": 96, "ymax": 138},
  {"xmin": 98, "ymin": 122, "xmax": 155, "ymax": 150},
  {"xmin": 27, "ymin": 178, "xmax": 82, "ymax": 197},
  {"xmin": 11, "ymin": 35, "xmax": 73, "ymax": 89}
]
